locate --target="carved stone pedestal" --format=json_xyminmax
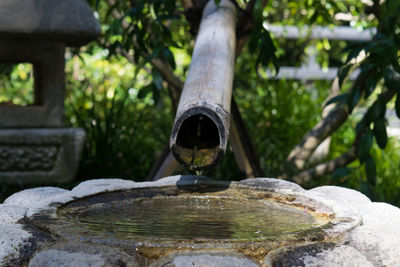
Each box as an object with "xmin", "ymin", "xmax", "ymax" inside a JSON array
[
  {"xmin": 0, "ymin": 0, "xmax": 99, "ymax": 185},
  {"xmin": 0, "ymin": 128, "xmax": 85, "ymax": 184}
]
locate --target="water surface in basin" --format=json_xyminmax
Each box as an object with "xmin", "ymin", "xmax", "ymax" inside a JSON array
[{"xmin": 63, "ymin": 196, "xmax": 318, "ymax": 242}]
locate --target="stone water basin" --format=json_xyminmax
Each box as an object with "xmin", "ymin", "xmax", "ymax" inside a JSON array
[{"xmin": 2, "ymin": 176, "xmax": 400, "ymax": 266}]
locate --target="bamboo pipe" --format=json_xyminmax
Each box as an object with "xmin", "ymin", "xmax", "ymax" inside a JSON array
[{"xmin": 170, "ymin": 0, "xmax": 236, "ymax": 170}]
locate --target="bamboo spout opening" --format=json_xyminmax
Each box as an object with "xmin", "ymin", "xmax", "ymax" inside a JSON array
[
  {"xmin": 176, "ymin": 115, "xmax": 220, "ymax": 150},
  {"xmin": 170, "ymin": 107, "xmax": 227, "ymax": 171}
]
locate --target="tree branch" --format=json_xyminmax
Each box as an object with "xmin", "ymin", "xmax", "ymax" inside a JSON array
[
  {"xmin": 104, "ymin": 0, "xmax": 184, "ymax": 107},
  {"xmin": 291, "ymin": 145, "xmax": 357, "ymax": 184},
  {"xmin": 280, "ymin": 69, "xmax": 372, "ymax": 177},
  {"xmin": 282, "ymin": 103, "xmax": 349, "ymax": 176},
  {"xmin": 289, "ymin": 84, "xmax": 397, "ymax": 184}
]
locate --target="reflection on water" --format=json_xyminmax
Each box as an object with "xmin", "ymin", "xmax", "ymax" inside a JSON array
[
  {"xmin": 65, "ymin": 197, "xmax": 318, "ymax": 241},
  {"xmin": 174, "ymin": 145, "xmax": 220, "ymax": 170}
]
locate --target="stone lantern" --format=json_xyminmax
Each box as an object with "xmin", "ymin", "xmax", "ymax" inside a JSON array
[{"xmin": 0, "ymin": 0, "xmax": 100, "ymax": 184}]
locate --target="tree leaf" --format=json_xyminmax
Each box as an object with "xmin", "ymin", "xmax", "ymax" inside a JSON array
[
  {"xmin": 346, "ymin": 46, "xmax": 363, "ymax": 64},
  {"xmin": 357, "ymin": 130, "xmax": 373, "ymax": 162},
  {"xmin": 105, "ymin": 2, "xmax": 119, "ymax": 20},
  {"xmin": 331, "ymin": 167, "xmax": 351, "ymax": 180},
  {"xmin": 373, "ymin": 119, "xmax": 387, "ymax": 149},
  {"xmin": 383, "ymin": 68, "xmax": 398, "ymax": 92},
  {"xmin": 324, "ymin": 93, "xmax": 347, "ymax": 107},
  {"xmin": 152, "ymin": 85, "xmax": 160, "ymax": 104},
  {"xmin": 152, "ymin": 69, "xmax": 163, "ymax": 90},
  {"xmin": 338, "ymin": 64, "xmax": 352, "ymax": 88},
  {"xmin": 125, "ymin": 3, "xmax": 145, "ymax": 19},
  {"xmin": 364, "ymin": 74, "xmax": 379, "ymax": 99},
  {"xmin": 360, "ymin": 181, "xmax": 375, "ymax": 199},
  {"xmin": 396, "ymin": 95, "xmax": 400, "ymax": 118},
  {"xmin": 370, "ymin": 96, "xmax": 386, "ymax": 121},
  {"xmin": 162, "ymin": 47, "xmax": 176, "ymax": 69},
  {"xmin": 365, "ymin": 156, "xmax": 377, "ymax": 186},
  {"xmin": 248, "ymin": 25, "xmax": 262, "ymax": 53},
  {"xmin": 145, "ymin": 44, "xmax": 163, "ymax": 63},
  {"xmin": 347, "ymin": 86, "xmax": 361, "ymax": 113},
  {"xmin": 252, "ymin": 0, "xmax": 264, "ymax": 23},
  {"xmin": 356, "ymin": 119, "xmax": 366, "ymax": 135},
  {"xmin": 257, "ymin": 29, "xmax": 279, "ymax": 74},
  {"xmin": 138, "ymin": 84, "xmax": 153, "ymax": 99}
]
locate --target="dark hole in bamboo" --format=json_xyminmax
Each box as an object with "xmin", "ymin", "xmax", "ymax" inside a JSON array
[
  {"xmin": 174, "ymin": 114, "xmax": 220, "ymax": 170},
  {"xmin": 176, "ymin": 115, "xmax": 219, "ymax": 149}
]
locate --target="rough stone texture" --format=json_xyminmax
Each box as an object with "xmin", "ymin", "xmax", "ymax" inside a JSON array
[
  {"xmin": 4, "ymin": 186, "xmax": 72, "ymax": 217},
  {"xmin": 150, "ymin": 252, "xmax": 258, "ymax": 267},
  {"xmin": 346, "ymin": 202, "xmax": 400, "ymax": 266},
  {"xmin": 28, "ymin": 250, "xmax": 105, "ymax": 267},
  {"xmin": 309, "ymin": 186, "xmax": 372, "ymax": 208},
  {"xmin": 28, "ymin": 242, "xmax": 138, "ymax": 267},
  {"xmin": 71, "ymin": 178, "xmax": 137, "ymax": 198},
  {"xmin": 1, "ymin": 176, "xmax": 400, "ymax": 266},
  {"xmin": 265, "ymin": 243, "xmax": 373, "ymax": 266},
  {"xmin": 0, "ymin": 128, "xmax": 85, "ymax": 185},
  {"xmin": 0, "ymin": 205, "xmax": 27, "ymax": 224},
  {"xmin": 0, "ymin": 0, "xmax": 100, "ymax": 46},
  {"xmin": 301, "ymin": 245, "xmax": 374, "ymax": 267},
  {"xmin": 0, "ymin": 224, "xmax": 32, "ymax": 266},
  {"xmin": 239, "ymin": 177, "xmax": 305, "ymax": 193}
]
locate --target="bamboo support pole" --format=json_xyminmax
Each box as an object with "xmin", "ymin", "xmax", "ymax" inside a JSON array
[{"xmin": 169, "ymin": 0, "xmax": 236, "ymax": 170}]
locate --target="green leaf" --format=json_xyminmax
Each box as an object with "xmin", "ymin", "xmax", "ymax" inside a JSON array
[
  {"xmin": 364, "ymin": 74, "xmax": 379, "ymax": 99},
  {"xmin": 138, "ymin": 84, "xmax": 153, "ymax": 99},
  {"xmin": 105, "ymin": 2, "xmax": 119, "ymax": 20},
  {"xmin": 384, "ymin": 68, "xmax": 398, "ymax": 92},
  {"xmin": 252, "ymin": 0, "xmax": 264, "ymax": 23},
  {"xmin": 324, "ymin": 93, "xmax": 347, "ymax": 107},
  {"xmin": 356, "ymin": 119, "xmax": 366, "ymax": 135},
  {"xmin": 338, "ymin": 64, "xmax": 353, "ymax": 88},
  {"xmin": 125, "ymin": 3, "xmax": 145, "ymax": 19},
  {"xmin": 367, "ymin": 96, "xmax": 386, "ymax": 123},
  {"xmin": 248, "ymin": 25, "xmax": 262, "ymax": 52},
  {"xmin": 396, "ymin": 95, "xmax": 400, "ymax": 118},
  {"xmin": 152, "ymin": 69, "xmax": 163, "ymax": 90},
  {"xmin": 360, "ymin": 181, "xmax": 375, "ymax": 199},
  {"xmin": 331, "ymin": 167, "xmax": 351, "ymax": 180},
  {"xmin": 145, "ymin": 45, "xmax": 163, "ymax": 63},
  {"xmin": 357, "ymin": 130, "xmax": 373, "ymax": 162},
  {"xmin": 152, "ymin": 86, "xmax": 160, "ymax": 104},
  {"xmin": 256, "ymin": 29, "xmax": 279, "ymax": 74},
  {"xmin": 214, "ymin": 0, "xmax": 221, "ymax": 5},
  {"xmin": 373, "ymin": 119, "xmax": 387, "ymax": 149},
  {"xmin": 365, "ymin": 156, "xmax": 377, "ymax": 186},
  {"xmin": 346, "ymin": 46, "xmax": 363, "ymax": 64},
  {"xmin": 347, "ymin": 86, "xmax": 361, "ymax": 113},
  {"xmin": 162, "ymin": 47, "xmax": 176, "ymax": 69}
]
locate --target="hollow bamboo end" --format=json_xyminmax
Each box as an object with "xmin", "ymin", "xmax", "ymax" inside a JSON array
[{"xmin": 170, "ymin": 106, "xmax": 229, "ymax": 171}]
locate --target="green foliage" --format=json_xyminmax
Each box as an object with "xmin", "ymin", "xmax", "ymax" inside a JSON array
[
  {"xmin": 65, "ymin": 51, "xmax": 174, "ymax": 181},
  {"xmin": 0, "ymin": 63, "xmax": 34, "ymax": 105}
]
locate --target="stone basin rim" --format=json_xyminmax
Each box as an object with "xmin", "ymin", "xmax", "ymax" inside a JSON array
[
  {"xmin": 0, "ymin": 176, "xmax": 367, "ymax": 266},
  {"xmin": 24, "ymin": 176, "xmax": 360, "ymax": 244}
]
